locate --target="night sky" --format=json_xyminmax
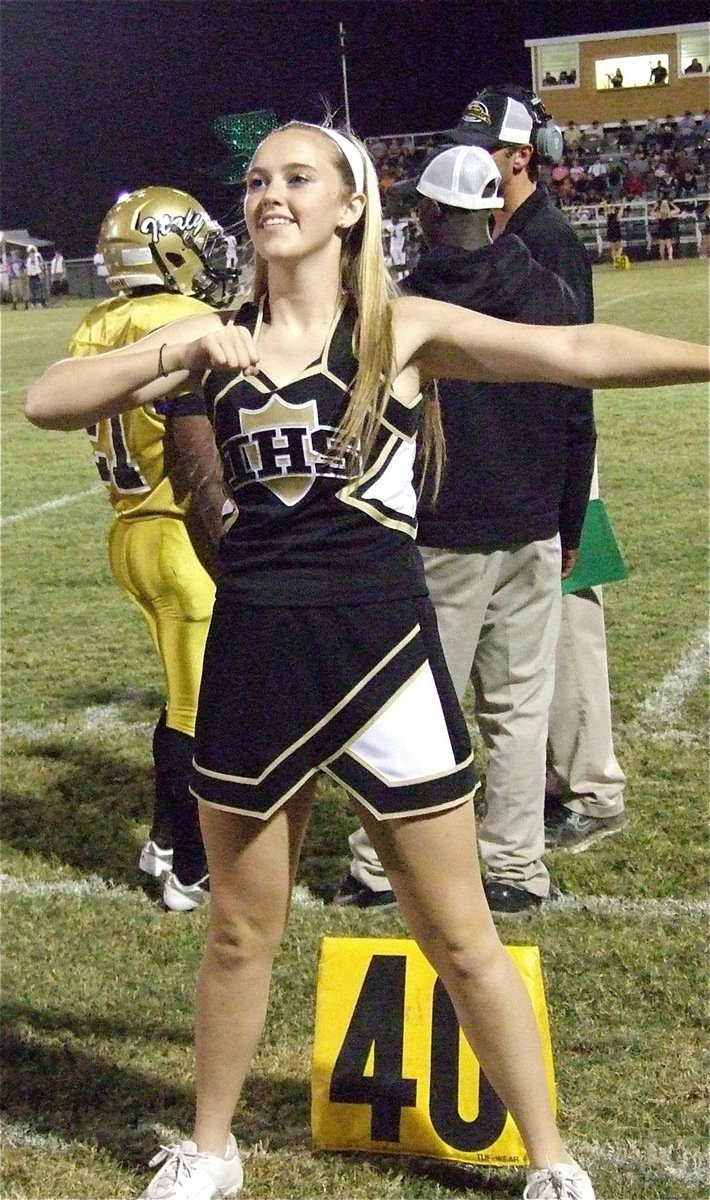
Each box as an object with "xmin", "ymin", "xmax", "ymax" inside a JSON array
[{"xmin": 1, "ymin": 0, "xmax": 706, "ymax": 255}]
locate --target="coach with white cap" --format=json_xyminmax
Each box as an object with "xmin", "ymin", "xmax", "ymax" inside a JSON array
[
  {"xmin": 333, "ymin": 118, "xmax": 601, "ymax": 917},
  {"xmin": 452, "ymin": 85, "xmax": 628, "ymax": 855}
]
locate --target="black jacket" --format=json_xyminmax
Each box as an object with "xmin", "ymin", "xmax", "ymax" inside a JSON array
[{"xmin": 412, "ymin": 188, "xmax": 596, "ymax": 552}]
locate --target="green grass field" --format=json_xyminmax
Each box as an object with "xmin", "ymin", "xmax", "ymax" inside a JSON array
[{"xmin": 2, "ymin": 260, "xmax": 709, "ymax": 1200}]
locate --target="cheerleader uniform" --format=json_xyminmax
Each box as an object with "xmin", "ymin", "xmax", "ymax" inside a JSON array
[{"xmin": 189, "ymin": 296, "xmax": 477, "ymax": 821}]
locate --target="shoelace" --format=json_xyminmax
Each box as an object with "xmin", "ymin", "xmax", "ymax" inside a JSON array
[
  {"xmin": 546, "ymin": 1165, "xmax": 586, "ymax": 1200},
  {"xmin": 147, "ymin": 1144, "xmax": 198, "ymax": 1191}
]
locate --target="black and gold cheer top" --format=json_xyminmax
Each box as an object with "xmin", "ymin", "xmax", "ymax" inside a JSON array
[{"xmin": 202, "ymin": 297, "xmax": 428, "ymax": 605}]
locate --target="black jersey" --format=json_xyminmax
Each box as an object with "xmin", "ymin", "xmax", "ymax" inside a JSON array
[{"xmin": 202, "ymin": 298, "xmax": 428, "ymax": 605}]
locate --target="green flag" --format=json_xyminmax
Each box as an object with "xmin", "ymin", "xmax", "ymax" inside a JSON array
[{"xmin": 562, "ymin": 499, "xmax": 629, "ymax": 595}]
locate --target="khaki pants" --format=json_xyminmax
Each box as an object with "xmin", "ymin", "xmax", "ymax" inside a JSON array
[
  {"xmin": 349, "ymin": 536, "xmax": 562, "ymax": 899},
  {"xmin": 546, "ymin": 586, "xmax": 626, "ymax": 817},
  {"xmin": 547, "ymin": 463, "xmax": 625, "ymax": 817},
  {"xmin": 9, "ymin": 276, "xmax": 26, "ymax": 307}
]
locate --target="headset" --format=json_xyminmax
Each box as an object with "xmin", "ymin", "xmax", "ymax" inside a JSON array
[{"xmin": 478, "ymin": 83, "xmax": 564, "ymax": 164}]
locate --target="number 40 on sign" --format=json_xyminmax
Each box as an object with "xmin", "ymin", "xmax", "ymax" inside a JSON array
[{"xmin": 311, "ymin": 937, "xmax": 556, "ymax": 1167}]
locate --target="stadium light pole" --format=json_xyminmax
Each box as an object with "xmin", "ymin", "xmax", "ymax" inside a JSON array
[{"xmin": 339, "ymin": 22, "xmax": 352, "ymax": 132}]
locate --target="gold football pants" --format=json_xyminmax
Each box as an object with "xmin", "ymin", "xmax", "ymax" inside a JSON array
[{"xmin": 108, "ymin": 516, "xmax": 215, "ymax": 736}]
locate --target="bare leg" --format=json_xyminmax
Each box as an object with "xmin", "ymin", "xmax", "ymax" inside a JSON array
[
  {"xmin": 358, "ymin": 799, "xmax": 571, "ymax": 1168},
  {"xmin": 193, "ymin": 778, "xmax": 317, "ymax": 1154}
]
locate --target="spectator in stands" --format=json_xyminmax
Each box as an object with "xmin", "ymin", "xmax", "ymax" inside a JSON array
[
  {"xmin": 615, "ymin": 119, "xmax": 635, "ymax": 153},
  {"xmin": 643, "ymin": 117, "xmax": 660, "ymax": 153},
  {"xmin": 563, "ymin": 120, "xmax": 583, "ymax": 152},
  {"xmin": 542, "ymin": 70, "xmax": 557, "ymax": 86},
  {"xmin": 368, "ymin": 135, "xmax": 387, "ymax": 161},
  {"xmin": 675, "ymin": 166, "xmax": 699, "ymax": 198},
  {"xmin": 626, "ymin": 147, "xmax": 650, "ymax": 181},
  {"xmin": 377, "ymin": 162, "xmax": 399, "ymax": 202},
  {"xmin": 651, "ymin": 196, "xmax": 682, "ymax": 259},
  {"xmin": 622, "ymin": 166, "xmax": 645, "ymax": 200},
  {"xmin": 684, "ymin": 57, "xmax": 703, "ymax": 74},
  {"xmin": 584, "ymin": 120, "xmax": 604, "ymax": 152},
  {"xmin": 586, "ymin": 156, "xmax": 609, "ymax": 200},
  {"xmin": 610, "ymin": 67, "xmax": 624, "ymax": 89},
  {"xmin": 650, "ymin": 60, "xmax": 668, "ymax": 85},
  {"xmin": 550, "ymin": 157, "xmax": 571, "ymax": 200},
  {"xmin": 567, "ymin": 69, "xmax": 577, "ymax": 84},
  {"xmin": 652, "ymin": 158, "xmax": 672, "ymax": 195},
  {"xmin": 657, "ymin": 121, "xmax": 676, "ymax": 152},
  {"xmin": 606, "ymin": 158, "xmax": 624, "ymax": 202},
  {"xmin": 25, "ymin": 245, "xmax": 47, "ymax": 308},
  {"xmin": 569, "ymin": 157, "xmax": 588, "ymax": 199},
  {"xmin": 558, "ymin": 69, "xmax": 570, "ymax": 84},
  {"xmin": 676, "ymin": 111, "xmax": 698, "ymax": 149}
]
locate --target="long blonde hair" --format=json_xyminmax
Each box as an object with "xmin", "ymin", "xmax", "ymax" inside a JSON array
[{"xmin": 248, "ymin": 121, "xmax": 444, "ymax": 491}]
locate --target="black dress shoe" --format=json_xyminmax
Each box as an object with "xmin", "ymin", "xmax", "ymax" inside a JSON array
[
  {"xmin": 484, "ymin": 879, "xmax": 544, "ymax": 917},
  {"xmin": 331, "ymin": 872, "xmax": 398, "ymax": 910}
]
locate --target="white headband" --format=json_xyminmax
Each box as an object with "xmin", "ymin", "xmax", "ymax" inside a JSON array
[{"xmin": 304, "ymin": 124, "xmax": 366, "ymax": 193}]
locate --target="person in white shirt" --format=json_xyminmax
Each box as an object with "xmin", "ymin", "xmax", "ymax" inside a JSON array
[
  {"xmin": 25, "ymin": 246, "xmax": 47, "ymax": 308},
  {"xmin": 49, "ymin": 249, "xmax": 69, "ymax": 304},
  {"xmin": 223, "ymin": 233, "xmax": 238, "ymax": 267}
]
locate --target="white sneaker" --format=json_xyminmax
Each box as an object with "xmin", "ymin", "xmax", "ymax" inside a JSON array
[
  {"xmin": 524, "ymin": 1161, "xmax": 596, "ymax": 1199},
  {"xmin": 163, "ymin": 872, "xmax": 209, "ymax": 913},
  {"xmin": 138, "ymin": 1135, "xmax": 243, "ymax": 1199},
  {"xmin": 139, "ymin": 840, "xmax": 174, "ymax": 878}
]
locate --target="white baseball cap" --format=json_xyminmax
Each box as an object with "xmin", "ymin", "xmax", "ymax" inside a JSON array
[{"xmin": 415, "ymin": 145, "xmax": 504, "ymax": 209}]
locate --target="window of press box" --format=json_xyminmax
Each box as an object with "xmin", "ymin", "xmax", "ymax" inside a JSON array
[
  {"xmin": 678, "ymin": 30, "xmax": 710, "ymax": 75},
  {"xmin": 594, "ymin": 54, "xmax": 670, "ymax": 90},
  {"xmin": 537, "ymin": 45, "xmax": 579, "ymax": 88}
]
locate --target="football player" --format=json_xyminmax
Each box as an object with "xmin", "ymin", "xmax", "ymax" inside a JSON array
[{"xmin": 69, "ymin": 186, "xmax": 239, "ymax": 911}]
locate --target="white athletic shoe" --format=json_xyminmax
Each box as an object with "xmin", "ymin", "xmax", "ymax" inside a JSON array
[
  {"xmin": 163, "ymin": 872, "xmax": 209, "ymax": 913},
  {"xmin": 523, "ymin": 1161, "xmax": 596, "ymax": 1199},
  {"xmin": 138, "ymin": 1135, "xmax": 243, "ymax": 1198},
  {"xmin": 139, "ymin": 840, "xmax": 174, "ymax": 878}
]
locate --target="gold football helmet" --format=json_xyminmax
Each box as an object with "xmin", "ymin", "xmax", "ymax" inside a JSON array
[{"xmin": 97, "ymin": 186, "xmax": 238, "ymax": 304}]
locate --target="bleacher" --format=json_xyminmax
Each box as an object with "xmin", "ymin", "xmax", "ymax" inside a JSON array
[{"xmin": 366, "ymin": 110, "xmax": 710, "ymax": 265}]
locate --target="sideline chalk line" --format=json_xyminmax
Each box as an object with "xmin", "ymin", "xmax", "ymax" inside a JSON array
[
  {"xmin": 1, "ymin": 873, "xmax": 706, "ymax": 920},
  {"xmin": 1, "ymin": 485, "xmax": 103, "ymax": 527},
  {"xmin": 1, "ymin": 1119, "xmax": 707, "ymax": 1191},
  {"xmin": 628, "ymin": 628, "xmax": 708, "ymax": 744}
]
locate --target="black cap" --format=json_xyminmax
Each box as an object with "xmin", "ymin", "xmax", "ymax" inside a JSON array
[{"xmin": 449, "ymin": 93, "xmax": 534, "ymax": 149}]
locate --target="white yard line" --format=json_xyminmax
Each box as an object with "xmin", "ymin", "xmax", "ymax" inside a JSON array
[
  {"xmin": 3, "ymin": 703, "xmax": 154, "ymax": 742},
  {"xmin": 1, "ymin": 873, "xmax": 706, "ymax": 920},
  {"xmin": 595, "ymin": 278, "xmax": 708, "ymax": 313},
  {"xmin": 0, "ymin": 874, "xmax": 140, "ymax": 900},
  {"xmin": 548, "ymin": 893, "xmax": 709, "ymax": 919},
  {"xmin": 1, "ymin": 1119, "xmax": 706, "ymax": 1192},
  {"xmin": 629, "ymin": 628, "xmax": 708, "ymax": 743},
  {"xmin": 579, "ymin": 1138, "xmax": 709, "ymax": 1191},
  {"xmin": 1, "ymin": 485, "xmax": 102, "ymax": 527}
]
